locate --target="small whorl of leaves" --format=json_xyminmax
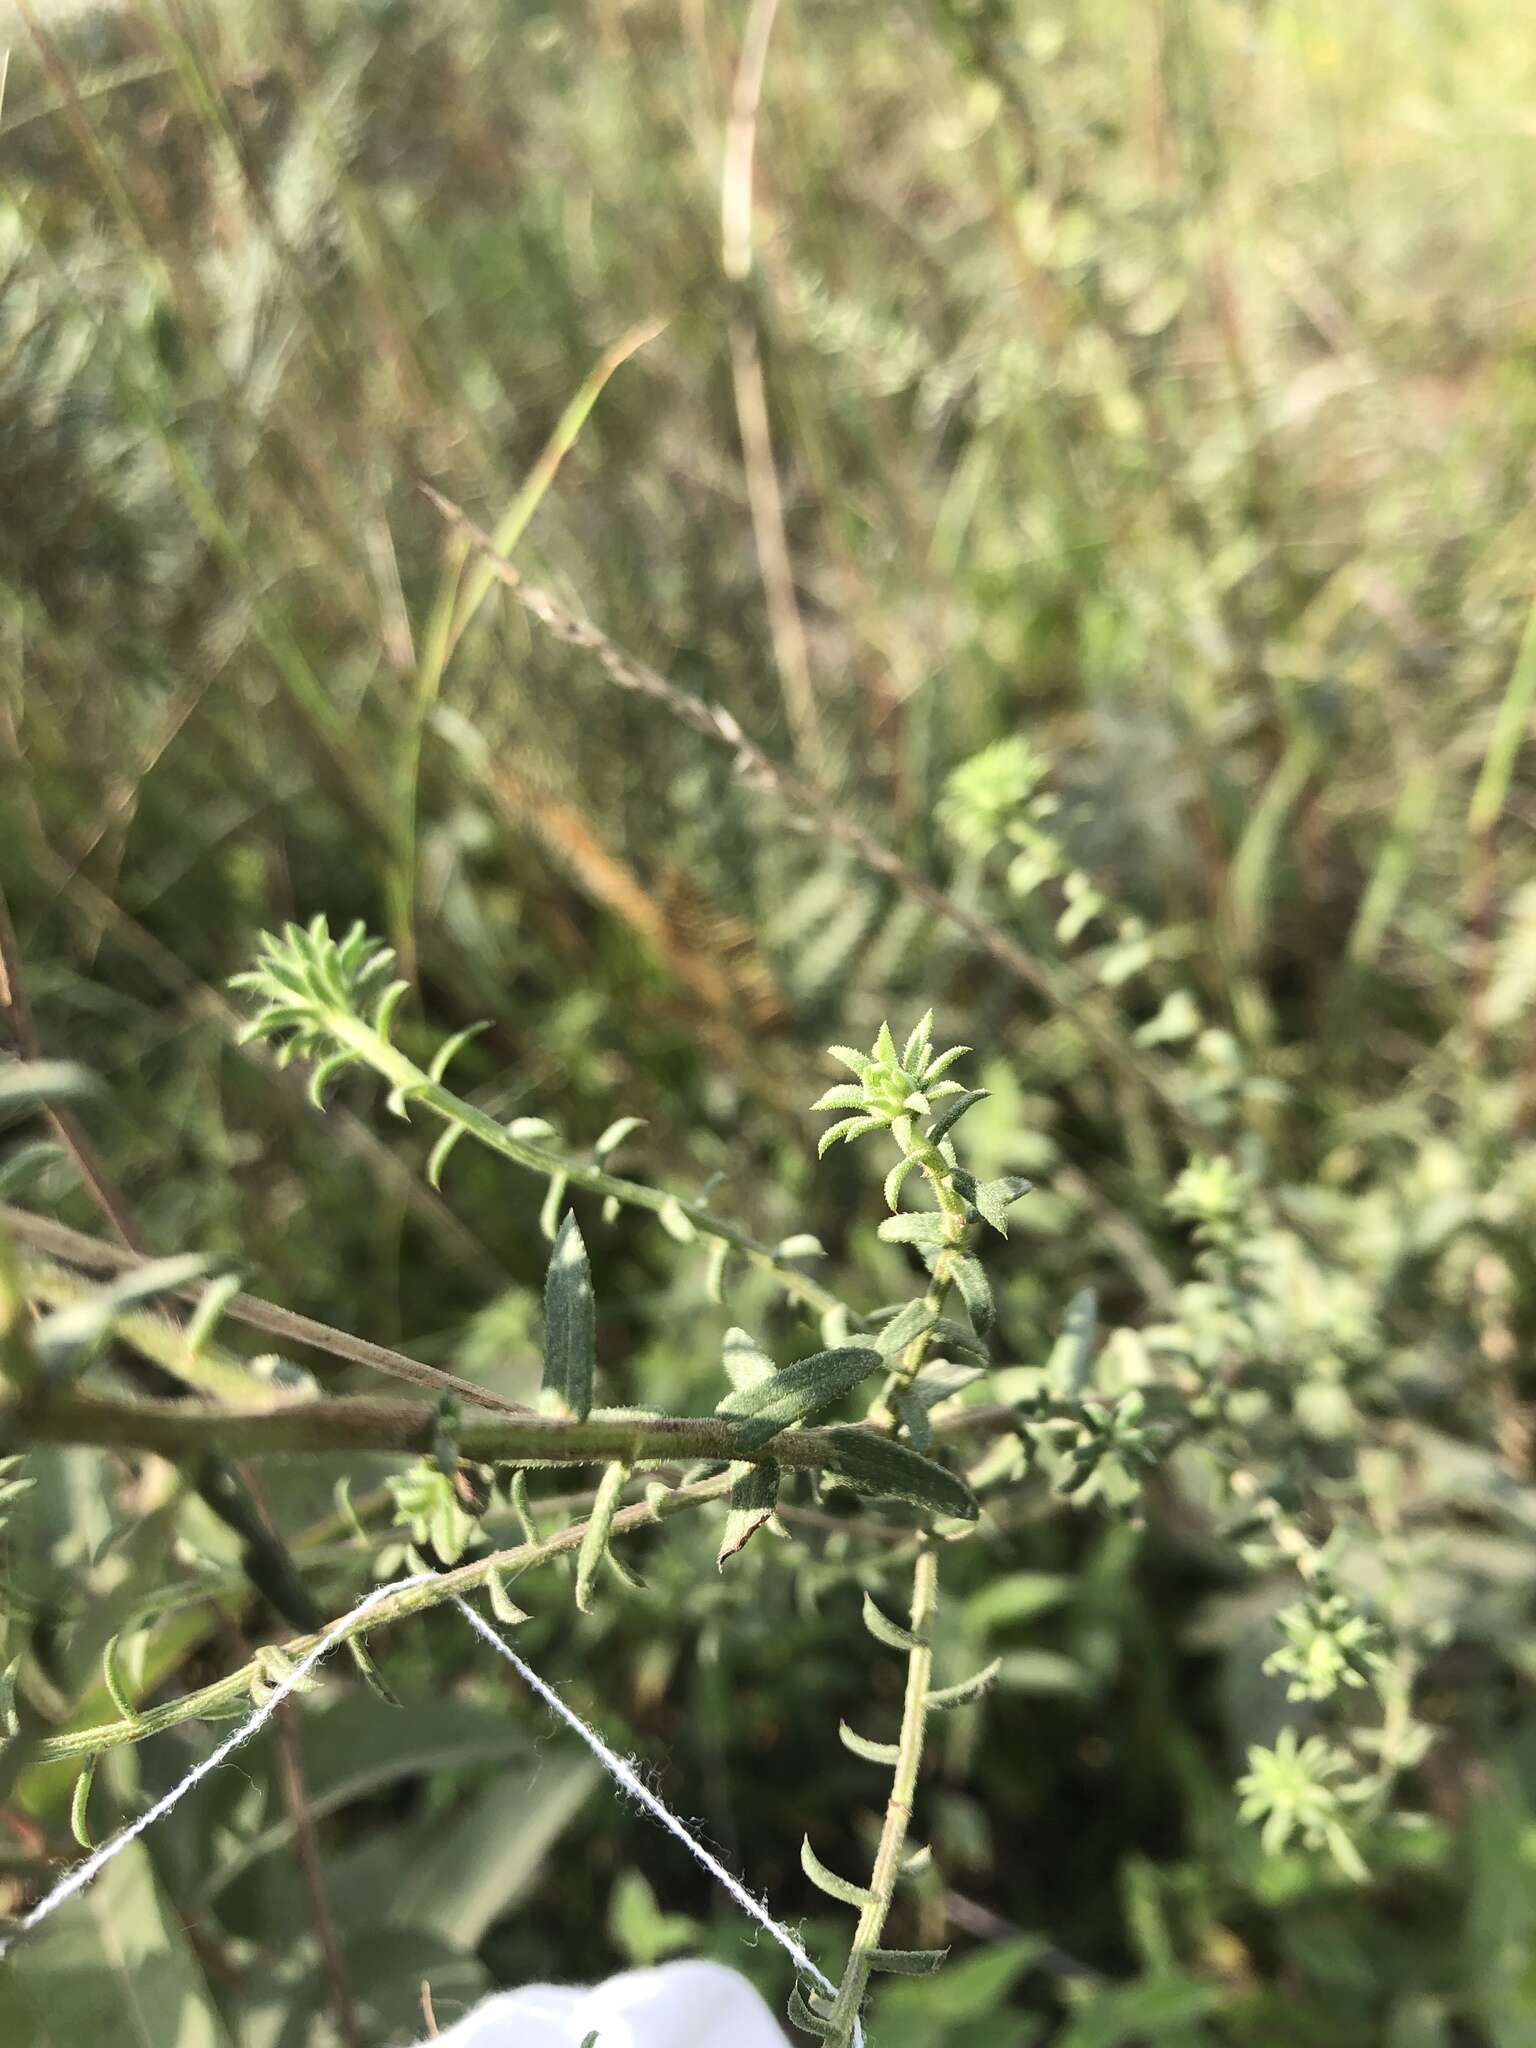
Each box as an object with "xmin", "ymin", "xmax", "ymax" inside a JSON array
[
  {"xmin": 1235, "ymin": 1726, "xmax": 1369, "ymax": 1882},
  {"xmin": 230, "ymin": 916, "xmax": 405, "ymax": 1080},
  {"xmin": 1263, "ymin": 1591, "xmax": 1385, "ymax": 1704},
  {"xmin": 384, "ymin": 1458, "xmax": 483, "ymax": 1567},
  {"xmin": 813, "ymin": 1012, "xmax": 971, "ymax": 1156}
]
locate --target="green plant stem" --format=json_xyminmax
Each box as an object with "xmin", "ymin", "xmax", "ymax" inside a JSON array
[
  {"xmin": 29, "ymin": 1470, "xmax": 737, "ymax": 1765},
  {"xmin": 322, "ymin": 1014, "xmax": 852, "ymax": 1325},
  {"xmin": 0, "ymin": 1383, "xmax": 949, "ymax": 1476},
  {"xmin": 826, "ymin": 1542, "xmax": 939, "ymax": 2045},
  {"xmin": 877, "ymin": 1137, "xmax": 969, "ymax": 1419}
]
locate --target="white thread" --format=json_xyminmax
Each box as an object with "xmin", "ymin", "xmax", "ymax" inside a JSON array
[
  {"xmin": 1, "ymin": 1570, "xmax": 867, "ymax": 2044},
  {"xmin": 451, "ymin": 1594, "xmax": 865, "ymax": 2047},
  {"xmin": 0, "ymin": 1572, "xmax": 437, "ymax": 1958}
]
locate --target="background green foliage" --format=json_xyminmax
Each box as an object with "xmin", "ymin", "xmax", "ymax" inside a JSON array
[{"xmin": 4, "ymin": 0, "xmax": 1536, "ymax": 2041}]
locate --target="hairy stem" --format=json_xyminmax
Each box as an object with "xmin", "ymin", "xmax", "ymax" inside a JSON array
[
  {"xmin": 827, "ymin": 1542, "xmax": 939, "ymax": 2044},
  {"xmin": 28, "ymin": 1471, "xmax": 736, "ymax": 1763},
  {"xmin": 321, "ymin": 1014, "xmax": 852, "ymax": 1327}
]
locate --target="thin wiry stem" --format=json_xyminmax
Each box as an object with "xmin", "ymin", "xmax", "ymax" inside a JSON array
[
  {"xmin": 28, "ymin": 1471, "xmax": 736, "ymax": 1763},
  {"xmin": 292, "ymin": 1007, "xmax": 853, "ymax": 1326},
  {"xmin": 827, "ymin": 1542, "xmax": 939, "ymax": 2045}
]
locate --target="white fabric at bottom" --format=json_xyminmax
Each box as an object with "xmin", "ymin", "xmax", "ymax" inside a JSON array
[{"xmin": 424, "ymin": 1960, "xmax": 793, "ymax": 2047}]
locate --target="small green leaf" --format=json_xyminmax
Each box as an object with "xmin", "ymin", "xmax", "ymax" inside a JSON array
[
  {"xmin": 427, "ymin": 1124, "xmax": 468, "ymax": 1189},
  {"xmin": 704, "ymin": 1237, "xmax": 732, "ymax": 1304},
  {"xmin": 487, "ymin": 1570, "xmax": 531, "ymax": 1626},
  {"xmin": 839, "ymin": 1720, "xmax": 901, "ymax": 1765},
  {"xmin": 869, "ymin": 1946, "xmax": 949, "ymax": 1976},
  {"xmin": 716, "ymin": 1345, "xmax": 882, "ymax": 1451},
  {"xmin": 902, "ymin": 1010, "xmax": 935, "ymax": 1067},
  {"xmin": 657, "ymin": 1194, "xmax": 696, "ymax": 1242},
  {"xmin": 776, "ymin": 1232, "xmax": 826, "ymax": 1259},
  {"xmin": 925, "ymin": 1657, "xmax": 1003, "ymax": 1710},
  {"xmin": 540, "ymin": 1170, "xmax": 570, "ymax": 1242},
  {"xmin": 71, "ymin": 1753, "xmax": 98, "ymax": 1848},
  {"xmin": 875, "ymin": 1299, "xmax": 939, "ymax": 1359},
  {"xmin": 576, "ymin": 1462, "xmax": 628, "ymax": 1614},
  {"xmin": 102, "ymin": 1634, "xmax": 135, "ymax": 1721},
  {"xmin": 593, "ymin": 1114, "xmax": 646, "ymax": 1160},
  {"xmin": 718, "ymin": 1460, "xmax": 780, "ymax": 1568},
  {"xmin": 930, "ymin": 1316, "xmax": 989, "ymax": 1360},
  {"xmin": 950, "ymin": 1254, "xmax": 994, "ymax": 1336},
  {"xmin": 884, "ymin": 1154, "xmax": 919, "ymax": 1213},
  {"xmin": 863, "ymin": 1589, "xmax": 927, "ymax": 1652},
  {"xmin": 721, "ymin": 1325, "xmax": 776, "ymax": 1392},
  {"xmin": 927, "ymin": 1089, "xmax": 990, "ymax": 1145},
  {"xmin": 811, "ymin": 1083, "xmax": 866, "ymax": 1112},
  {"xmin": 427, "ymin": 1021, "xmax": 490, "ymax": 1083},
  {"xmin": 802, "ymin": 1835, "xmax": 877, "ymax": 1908},
  {"xmin": 542, "ymin": 1212, "xmax": 595, "ymax": 1420},
  {"xmin": 820, "ymin": 1428, "xmax": 979, "ymax": 1520},
  {"xmin": 974, "ymin": 1174, "xmax": 1033, "ymax": 1235},
  {"xmin": 877, "ymin": 1212, "xmax": 947, "ymax": 1247},
  {"xmin": 347, "ymin": 1637, "xmax": 402, "ymax": 1708}
]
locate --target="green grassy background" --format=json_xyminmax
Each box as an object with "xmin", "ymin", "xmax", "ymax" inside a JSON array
[{"xmin": 4, "ymin": 1, "xmax": 1536, "ymax": 2042}]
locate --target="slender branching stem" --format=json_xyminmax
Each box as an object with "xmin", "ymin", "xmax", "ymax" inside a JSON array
[
  {"xmin": 28, "ymin": 1470, "xmax": 737, "ymax": 1764},
  {"xmin": 826, "ymin": 1542, "xmax": 939, "ymax": 2045},
  {"xmin": 322, "ymin": 1012, "xmax": 853, "ymax": 1327}
]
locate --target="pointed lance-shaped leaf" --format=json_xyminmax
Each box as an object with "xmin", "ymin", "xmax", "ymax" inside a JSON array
[
  {"xmin": 902, "ymin": 1009, "xmax": 935, "ymax": 1068},
  {"xmin": 486, "ymin": 1569, "xmax": 531, "ymax": 1627},
  {"xmin": 101, "ymin": 1635, "xmax": 134, "ymax": 1721},
  {"xmin": 820, "ymin": 1428, "xmax": 979, "ymax": 1520},
  {"xmin": 347, "ymin": 1637, "xmax": 402, "ymax": 1707},
  {"xmin": 721, "ymin": 1325, "xmax": 776, "ymax": 1392},
  {"xmin": 839, "ymin": 1720, "xmax": 901, "ymax": 1766},
  {"xmin": 863, "ymin": 1589, "xmax": 928, "ymax": 1652},
  {"xmin": 930, "ymin": 1316, "xmax": 989, "ymax": 1360},
  {"xmin": 575, "ymin": 1461, "xmax": 628, "ymax": 1613},
  {"xmin": 542, "ymin": 1212, "xmax": 595, "ymax": 1419},
  {"xmin": 884, "ymin": 1153, "xmax": 919, "ymax": 1214},
  {"xmin": 592, "ymin": 1114, "xmax": 646, "ymax": 1160},
  {"xmin": 716, "ymin": 1345, "xmax": 882, "ymax": 1451},
  {"xmin": 921, "ymin": 1042, "xmax": 971, "ymax": 1084},
  {"xmin": 877, "ymin": 1211, "xmax": 948, "ymax": 1248},
  {"xmin": 975, "ymin": 1174, "xmax": 1033, "ymax": 1236},
  {"xmin": 810, "ymin": 1083, "xmax": 866, "ymax": 1113},
  {"xmin": 949, "ymin": 1253, "xmax": 995, "ymax": 1337},
  {"xmin": 427, "ymin": 1122, "xmax": 468, "ymax": 1189},
  {"xmin": 875, "ymin": 1298, "xmax": 939, "ymax": 1360},
  {"xmin": 925, "ymin": 1657, "xmax": 1003, "ymax": 1710},
  {"xmin": 801, "ymin": 1836, "xmax": 878, "ymax": 1909},
  {"xmin": 427, "ymin": 1021, "xmax": 490, "ymax": 1084},
  {"xmin": 868, "ymin": 1947, "xmax": 950, "ymax": 1977},
  {"xmin": 927, "ymin": 1088, "xmax": 990, "ymax": 1146},
  {"xmin": 657, "ymin": 1194, "xmax": 696, "ymax": 1243},
  {"xmin": 718, "ymin": 1460, "xmax": 780, "ymax": 1568}
]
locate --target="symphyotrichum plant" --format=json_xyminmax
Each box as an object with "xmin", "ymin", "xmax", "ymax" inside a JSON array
[{"xmin": 0, "ymin": 915, "xmax": 1462, "ymax": 2044}]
